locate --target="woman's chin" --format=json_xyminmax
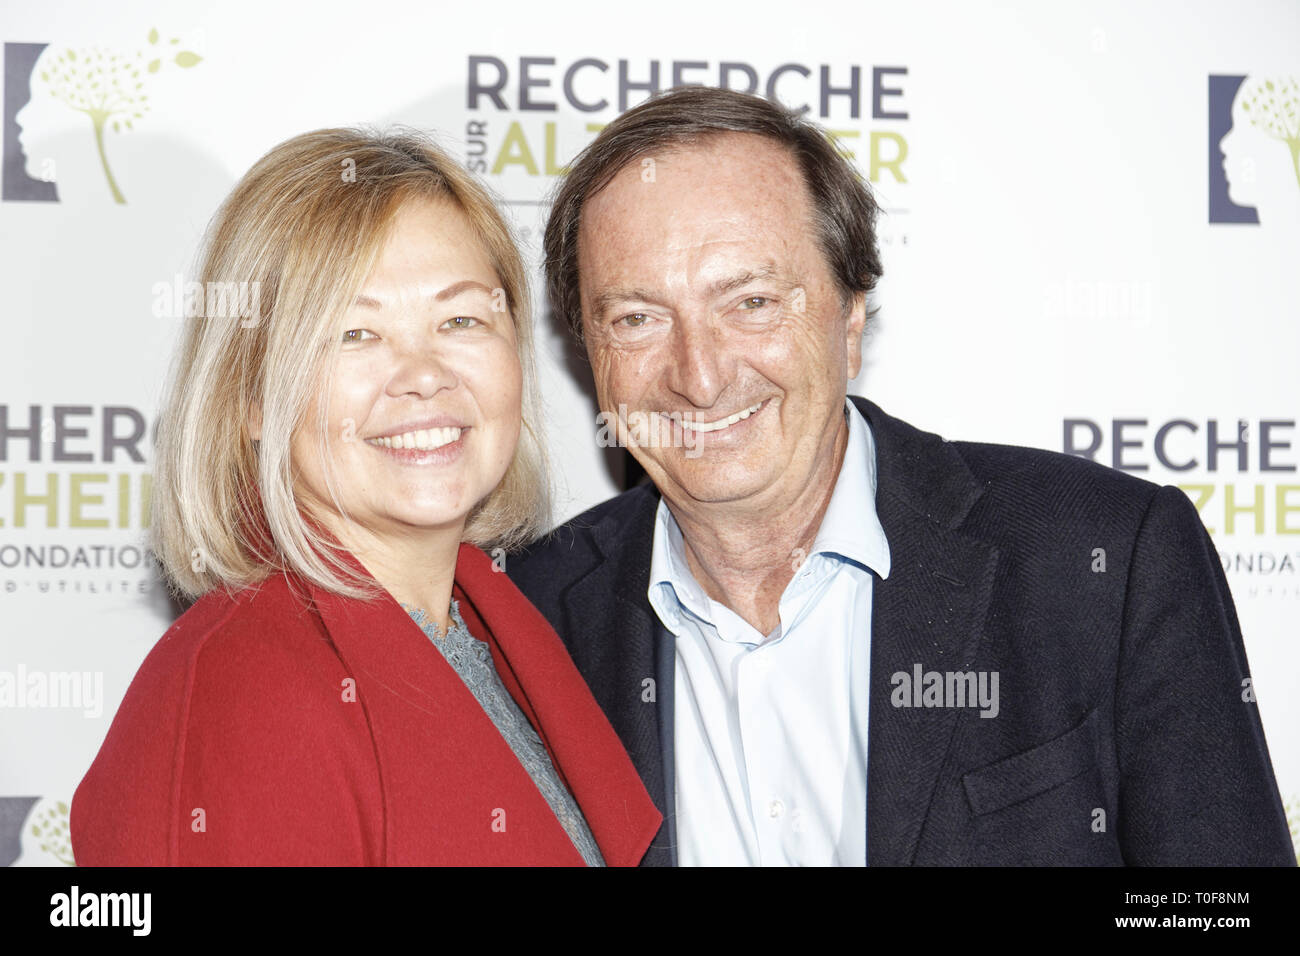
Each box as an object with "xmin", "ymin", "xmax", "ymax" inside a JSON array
[
  {"xmin": 329, "ymin": 507, "xmax": 469, "ymax": 543},
  {"xmin": 391, "ymin": 510, "xmax": 473, "ymax": 534}
]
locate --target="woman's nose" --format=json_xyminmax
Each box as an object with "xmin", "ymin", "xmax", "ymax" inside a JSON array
[{"xmin": 387, "ymin": 343, "xmax": 459, "ymax": 399}]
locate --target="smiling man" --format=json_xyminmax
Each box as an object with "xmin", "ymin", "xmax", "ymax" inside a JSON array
[{"xmin": 508, "ymin": 87, "xmax": 1295, "ymax": 867}]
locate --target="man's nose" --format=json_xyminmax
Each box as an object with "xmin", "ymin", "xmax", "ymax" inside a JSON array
[{"xmin": 665, "ymin": 318, "xmax": 731, "ymax": 409}]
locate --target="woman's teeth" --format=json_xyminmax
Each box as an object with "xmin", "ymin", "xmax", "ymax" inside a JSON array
[{"xmin": 366, "ymin": 427, "xmax": 462, "ymax": 450}]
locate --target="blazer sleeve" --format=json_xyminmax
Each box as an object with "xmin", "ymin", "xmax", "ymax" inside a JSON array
[
  {"xmin": 1114, "ymin": 484, "xmax": 1295, "ymax": 865},
  {"xmin": 73, "ymin": 616, "xmax": 385, "ymax": 866},
  {"xmin": 169, "ymin": 633, "xmax": 385, "ymax": 865}
]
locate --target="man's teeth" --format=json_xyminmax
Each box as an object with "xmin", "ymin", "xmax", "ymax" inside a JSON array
[
  {"xmin": 679, "ymin": 401, "xmax": 764, "ymax": 433},
  {"xmin": 366, "ymin": 427, "xmax": 462, "ymax": 450}
]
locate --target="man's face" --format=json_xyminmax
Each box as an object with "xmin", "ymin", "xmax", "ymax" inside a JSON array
[{"xmin": 577, "ymin": 132, "xmax": 866, "ymax": 512}]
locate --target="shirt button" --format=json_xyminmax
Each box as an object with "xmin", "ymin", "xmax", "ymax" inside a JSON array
[{"xmin": 768, "ymin": 799, "xmax": 785, "ymax": 818}]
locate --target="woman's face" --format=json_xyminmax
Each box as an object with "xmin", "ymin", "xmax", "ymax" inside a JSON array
[{"xmin": 292, "ymin": 196, "xmax": 523, "ymax": 545}]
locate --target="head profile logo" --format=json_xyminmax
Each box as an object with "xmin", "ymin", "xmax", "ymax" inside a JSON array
[
  {"xmin": 0, "ymin": 795, "xmax": 74, "ymax": 866},
  {"xmin": 1209, "ymin": 73, "xmax": 1299, "ymax": 224},
  {"xmin": 2, "ymin": 29, "xmax": 201, "ymax": 205}
]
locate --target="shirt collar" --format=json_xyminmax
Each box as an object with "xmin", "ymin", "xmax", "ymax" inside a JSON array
[
  {"xmin": 810, "ymin": 398, "xmax": 891, "ymax": 578},
  {"xmin": 648, "ymin": 398, "xmax": 891, "ymax": 620}
]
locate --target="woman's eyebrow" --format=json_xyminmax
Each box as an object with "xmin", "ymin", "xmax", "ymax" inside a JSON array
[
  {"xmin": 352, "ymin": 280, "xmax": 495, "ymax": 309},
  {"xmin": 435, "ymin": 279, "xmax": 495, "ymax": 301}
]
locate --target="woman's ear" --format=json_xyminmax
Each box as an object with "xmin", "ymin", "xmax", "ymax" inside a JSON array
[{"xmin": 248, "ymin": 402, "xmax": 263, "ymax": 442}]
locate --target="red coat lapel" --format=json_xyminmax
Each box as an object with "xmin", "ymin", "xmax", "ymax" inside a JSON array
[
  {"xmin": 306, "ymin": 544, "xmax": 660, "ymax": 866},
  {"xmin": 451, "ymin": 543, "xmax": 662, "ymax": 867}
]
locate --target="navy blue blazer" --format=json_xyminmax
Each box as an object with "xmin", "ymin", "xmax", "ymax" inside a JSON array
[{"xmin": 508, "ymin": 396, "xmax": 1295, "ymax": 866}]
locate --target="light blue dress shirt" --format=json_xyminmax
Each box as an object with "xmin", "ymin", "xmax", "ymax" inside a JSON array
[{"xmin": 648, "ymin": 399, "xmax": 890, "ymax": 866}]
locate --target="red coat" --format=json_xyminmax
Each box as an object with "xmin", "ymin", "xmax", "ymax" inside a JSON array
[{"xmin": 71, "ymin": 543, "xmax": 661, "ymax": 865}]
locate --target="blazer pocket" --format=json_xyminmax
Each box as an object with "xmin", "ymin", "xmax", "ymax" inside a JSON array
[{"xmin": 962, "ymin": 707, "xmax": 1101, "ymax": 816}]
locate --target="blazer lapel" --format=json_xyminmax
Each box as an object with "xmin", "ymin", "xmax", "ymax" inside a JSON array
[
  {"xmin": 305, "ymin": 571, "xmax": 587, "ymax": 865},
  {"xmin": 853, "ymin": 397, "xmax": 1001, "ymax": 865},
  {"xmin": 452, "ymin": 543, "xmax": 662, "ymax": 867},
  {"xmin": 306, "ymin": 546, "xmax": 660, "ymax": 866},
  {"xmin": 563, "ymin": 489, "xmax": 678, "ymax": 866}
]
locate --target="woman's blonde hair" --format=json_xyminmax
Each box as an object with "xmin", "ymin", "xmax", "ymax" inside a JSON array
[{"xmin": 152, "ymin": 127, "xmax": 549, "ymax": 601}]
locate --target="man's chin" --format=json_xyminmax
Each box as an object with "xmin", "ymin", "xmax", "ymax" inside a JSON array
[{"xmin": 649, "ymin": 460, "xmax": 775, "ymax": 508}]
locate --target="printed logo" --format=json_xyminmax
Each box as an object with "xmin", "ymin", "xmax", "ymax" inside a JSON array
[
  {"xmin": 461, "ymin": 55, "xmax": 913, "ymax": 246},
  {"xmin": 1, "ymin": 795, "xmax": 74, "ymax": 866},
  {"xmin": 1209, "ymin": 74, "xmax": 1299, "ymax": 224},
  {"xmin": 3, "ymin": 28, "xmax": 201, "ymax": 204},
  {"xmin": 1064, "ymin": 417, "xmax": 1300, "ymax": 599},
  {"xmin": 2, "ymin": 43, "xmax": 58, "ymax": 201},
  {"xmin": 0, "ymin": 403, "xmax": 162, "ymax": 597}
]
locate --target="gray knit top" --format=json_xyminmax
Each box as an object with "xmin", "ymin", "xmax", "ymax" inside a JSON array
[{"xmin": 403, "ymin": 600, "xmax": 604, "ymax": 867}]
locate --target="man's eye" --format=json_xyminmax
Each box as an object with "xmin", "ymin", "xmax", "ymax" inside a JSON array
[
  {"xmin": 620, "ymin": 313, "xmax": 650, "ymax": 327},
  {"xmin": 739, "ymin": 296, "xmax": 769, "ymax": 309},
  {"xmin": 443, "ymin": 316, "xmax": 478, "ymax": 329},
  {"xmin": 342, "ymin": 328, "xmax": 377, "ymax": 343}
]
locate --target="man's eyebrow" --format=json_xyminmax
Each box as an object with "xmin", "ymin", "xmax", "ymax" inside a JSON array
[
  {"xmin": 589, "ymin": 287, "xmax": 663, "ymax": 317},
  {"xmin": 706, "ymin": 266, "xmax": 781, "ymax": 297},
  {"xmin": 352, "ymin": 280, "xmax": 494, "ymax": 309},
  {"xmin": 589, "ymin": 267, "xmax": 784, "ymax": 317}
]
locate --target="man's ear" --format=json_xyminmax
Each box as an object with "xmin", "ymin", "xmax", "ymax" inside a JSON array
[
  {"xmin": 247, "ymin": 401, "xmax": 263, "ymax": 442},
  {"xmin": 845, "ymin": 291, "xmax": 868, "ymax": 381}
]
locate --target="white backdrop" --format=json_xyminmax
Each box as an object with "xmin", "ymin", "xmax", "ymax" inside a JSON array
[{"xmin": 1, "ymin": 0, "xmax": 1296, "ymax": 865}]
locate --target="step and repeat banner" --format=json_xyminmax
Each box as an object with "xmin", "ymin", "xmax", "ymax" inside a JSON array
[{"xmin": 1, "ymin": 0, "xmax": 1296, "ymax": 865}]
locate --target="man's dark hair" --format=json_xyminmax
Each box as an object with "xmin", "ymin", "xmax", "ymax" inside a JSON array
[{"xmin": 543, "ymin": 86, "xmax": 884, "ymax": 341}]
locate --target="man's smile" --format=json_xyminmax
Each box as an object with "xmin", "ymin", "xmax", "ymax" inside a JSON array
[{"xmin": 662, "ymin": 399, "xmax": 767, "ymax": 434}]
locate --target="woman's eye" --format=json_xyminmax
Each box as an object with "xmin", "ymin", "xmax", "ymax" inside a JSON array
[
  {"xmin": 739, "ymin": 296, "xmax": 769, "ymax": 309},
  {"xmin": 342, "ymin": 328, "xmax": 377, "ymax": 343},
  {"xmin": 443, "ymin": 316, "xmax": 478, "ymax": 330}
]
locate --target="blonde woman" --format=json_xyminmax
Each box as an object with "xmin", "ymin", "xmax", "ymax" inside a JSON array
[{"xmin": 70, "ymin": 129, "xmax": 660, "ymax": 866}]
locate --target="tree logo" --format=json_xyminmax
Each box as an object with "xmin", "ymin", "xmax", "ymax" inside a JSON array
[
  {"xmin": 1238, "ymin": 77, "xmax": 1299, "ymax": 189},
  {"xmin": 36, "ymin": 28, "xmax": 201, "ymax": 204}
]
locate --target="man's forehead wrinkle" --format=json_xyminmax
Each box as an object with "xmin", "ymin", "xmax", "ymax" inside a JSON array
[
  {"xmin": 636, "ymin": 242, "xmax": 788, "ymax": 298},
  {"xmin": 587, "ymin": 235, "xmax": 803, "ymax": 310},
  {"xmin": 577, "ymin": 133, "xmax": 821, "ymax": 321}
]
